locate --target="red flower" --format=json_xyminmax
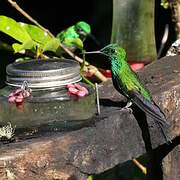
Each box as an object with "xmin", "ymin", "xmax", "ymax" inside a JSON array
[
  {"xmin": 67, "ymin": 83, "xmax": 88, "ymax": 97},
  {"xmin": 8, "ymin": 88, "xmax": 30, "ymax": 109}
]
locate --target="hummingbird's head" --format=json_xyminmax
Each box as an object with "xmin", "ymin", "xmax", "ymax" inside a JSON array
[
  {"xmin": 75, "ymin": 21, "xmax": 91, "ymax": 37},
  {"xmin": 84, "ymin": 44, "xmax": 126, "ymax": 64},
  {"xmin": 100, "ymin": 44, "xmax": 126, "ymax": 61},
  {"xmin": 76, "ymin": 21, "xmax": 100, "ymax": 46}
]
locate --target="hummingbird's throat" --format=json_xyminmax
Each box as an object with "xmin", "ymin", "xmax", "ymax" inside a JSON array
[{"xmin": 111, "ymin": 58, "xmax": 122, "ymax": 75}]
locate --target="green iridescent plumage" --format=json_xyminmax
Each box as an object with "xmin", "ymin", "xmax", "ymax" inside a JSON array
[
  {"xmin": 85, "ymin": 44, "xmax": 171, "ymax": 144},
  {"xmin": 56, "ymin": 21, "xmax": 91, "ymax": 50}
]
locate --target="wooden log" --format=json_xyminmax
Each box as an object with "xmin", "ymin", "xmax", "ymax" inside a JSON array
[{"xmin": 0, "ymin": 55, "xmax": 179, "ymax": 179}]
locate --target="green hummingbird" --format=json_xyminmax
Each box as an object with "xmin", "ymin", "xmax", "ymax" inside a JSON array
[
  {"xmin": 85, "ymin": 44, "xmax": 171, "ymax": 144},
  {"xmin": 56, "ymin": 21, "xmax": 98, "ymax": 51}
]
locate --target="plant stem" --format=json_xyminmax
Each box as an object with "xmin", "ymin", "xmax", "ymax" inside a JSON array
[
  {"xmin": 80, "ymin": 50, "xmax": 94, "ymax": 87},
  {"xmin": 132, "ymin": 158, "xmax": 147, "ymax": 175}
]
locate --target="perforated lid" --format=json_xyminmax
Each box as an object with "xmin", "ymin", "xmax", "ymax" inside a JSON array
[{"xmin": 6, "ymin": 58, "xmax": 82, "ymax": 89}]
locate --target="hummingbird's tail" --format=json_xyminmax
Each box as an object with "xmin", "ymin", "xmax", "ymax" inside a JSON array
[
  {"xmin": 129, "ymin": 90, "xmax": 172, "ymax": 144},
  {"xmin": 154, "ymin": 121, "xmax": 172, "ymax": 144}
]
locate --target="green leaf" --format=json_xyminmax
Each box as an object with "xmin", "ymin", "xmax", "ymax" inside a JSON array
[
  {"xmin": 71, "ymin": 38, "xmax": 83, "ymax": 50},
  {"xmin": 86, "ymin": 176, "xmax": 93, "ymax": 180},
  {"xmin": 18, "ymin": 22, "xmax": 52, "ymax": 47},
  {"xmin": 12, "ymin": 40, "xmax": 35, "ymax": 53},
  {"xmin": 12, "ymin": 43, "xmax": 24, "ymax": 53},
  {"xmin": 0, "ymin": 16, "xmax": 32, "ymax": 43},
  {"xmin": 161, "ymin": 0, "xmax": 169, "ymax": 9},
  {"xmin": 43, "ymin": 38, "xmax": 62, "ymax": 56},
  {"xmin": 64, "ymin": 37, "xmax": 83, "ymax": 50},
  {"xmin": 15, "ymin": 57, "xmax": 32, "ymax": 62}
]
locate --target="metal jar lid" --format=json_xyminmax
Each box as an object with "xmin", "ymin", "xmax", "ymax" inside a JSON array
[{"xmin": 6, "ymin": 58, "xmax": 82, "ymax": 89}]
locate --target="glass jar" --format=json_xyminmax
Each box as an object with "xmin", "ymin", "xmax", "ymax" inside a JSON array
[{"xmin": 0, "ymin": 59, "xmax": 96, "ymax": 131}]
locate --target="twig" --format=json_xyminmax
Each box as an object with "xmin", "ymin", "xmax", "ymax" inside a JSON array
[
  {"xmin": 95, "ymin": 83, "xmax": 100, "ymax": 115},
  {"xmin": 7, "ymin": 0, "xmax": 107, "ymax": 82},
  {"xmin": 132, "ymin": 158, "xmax": 147, "ymax": 175}
]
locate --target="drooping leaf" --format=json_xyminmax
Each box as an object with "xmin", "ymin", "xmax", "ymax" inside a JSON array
[
  {"xmin": 12, "ymin": 43, "xmax": 25, "ymax": 54},
  {"xmin": 71, "ymin": 38, "xmax": 84, "ymax": 50},
  {"xmin": 12, "ymin": 40, "xmax": 36, "ymax": 53},
  {"xmin": 18, "ymin": 22, "xmax": 52, "ymax": 47},
  {"xmin": 0, "ymin": 16, "xmax": 32, "ymax": 43},
  {"xmin": 43, "ymin": 38, "xmax": 62, "ymax": 56},
  {"xmin": 64, "ymin": 37, "xmax": 83, "ymax": 50}
]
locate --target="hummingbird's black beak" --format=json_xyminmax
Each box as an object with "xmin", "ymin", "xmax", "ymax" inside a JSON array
[
  {"xmin": 83, "ymin": 50, "xmax": 102, "ymax": 54},
  {"xmin": 88, "ymin": 34, "xmax": 100, "ymax": 46}
]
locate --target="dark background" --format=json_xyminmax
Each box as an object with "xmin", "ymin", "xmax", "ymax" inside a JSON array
[{"xmin": 0, "ymin": 0, "xmax": 176, "ymax": 88}]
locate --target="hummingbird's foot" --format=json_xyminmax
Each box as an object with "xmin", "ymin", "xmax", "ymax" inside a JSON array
[
  {"xmin": 125, "ymin": 101, "xmax": 133, "ymax": 108},
  {"xmin": 121, "ymin": 101, "xmax": 133, "ymax": 113}
]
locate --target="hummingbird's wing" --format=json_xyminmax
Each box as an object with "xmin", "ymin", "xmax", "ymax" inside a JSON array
[
  {"xmin": 112, "ymin": 73, "xmax": 129, "ymax": 99},
  {"xmin": 112, "ymin": 69, "xmax": 169, "ymax": 125},
  {"xmin": 128, "ymin": 89, "xmax": 169, "ymax": 126}
]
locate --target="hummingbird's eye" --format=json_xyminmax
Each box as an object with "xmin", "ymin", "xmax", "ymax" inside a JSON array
[{"xmin": 110, "ymin": 49, "xmax": 115, "ymax": 54}]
